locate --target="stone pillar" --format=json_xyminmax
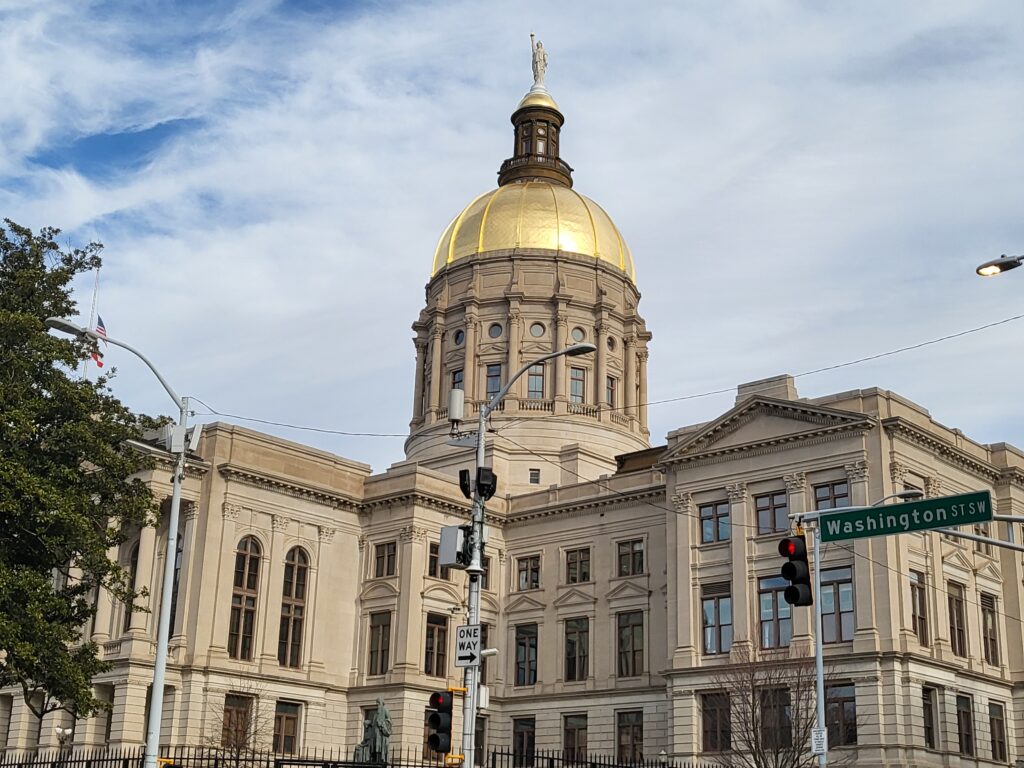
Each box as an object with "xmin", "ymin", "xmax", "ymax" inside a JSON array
[
  {"xmin": 464, "ymin": 312, "xmax": 478, "ymax": 405},
  {"xmin": 847, "ymin": 461, "xmax": 879, "ymax": 651},
  {"xmin": 110, "ymin": 678, "xmax": 149, "ymax": 746},
  {"xmin": 669, "ymin": 491, "xmax": 697, "ymax": 668},
  {"xmin": 7, "ymin": 694, "xmax": 42, "ymax": 749},
  {"xmin": 428, "ymin": 327, "xmax": 443, "ymax": 417},
  {"xmin": 726, "ymin": 483, "xmax": 752, "ymax": 654},
  {"xmin": 393, "ymin": 526, "xmax": 428, "ymax": 677},
  {"xmin": 261, "ymin": 514, "xmax": 290, "ymax": 666},
  {"xmin": 412, "ymin": 339, "xmax": 427, "ymax": 423},
  {"xmin": 171, "ymin": 502, "xmax": 199, "ymax": 638},
  {"xmin": 92, "ymin": 545, "xmax": 120, "ymax": 643},
  {"xmin": 594, "ymin": 320, "xmax": 607, "ymax": 412},
  {"xmin": 130, "ymin": 525, "xmax": 157, "ymax": 633},
  {"xmin": 506, "ymin": 308, "xmax": 522, "ymax": 410},
  {"xmin": 554, "ymin": 313, "xmax": 568, "ymax": 405},
  {"xmin": 785, "ymin": 473, "xmax": 813, "ymax": 644},
  {"xmin": 624, "ymin": 336, "xmax": 637, "ymax": 419},
  {"xmin": 637, "ymin": 349, "xmax": 649, "ymax": 432},
  {"xmin": 305, "ymin": 526, "xmax": 331, "ymax": 677}
]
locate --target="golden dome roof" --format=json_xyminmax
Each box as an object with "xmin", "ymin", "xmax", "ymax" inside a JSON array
[{"xmin": 431, "ymin": 181, "xmax": 636, "ymax": 282}]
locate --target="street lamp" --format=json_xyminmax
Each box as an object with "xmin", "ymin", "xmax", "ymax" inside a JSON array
[
  {"xmin": 976, "ymin": 255, "xmax": 1023, "ymax": 277},
  {"xmin": 45, "ymin": 317, "xmax": 188, "ymax": 768},
  {"xmin": 460, "ymin": 342, "xmax": 596, "ymax": 765}
]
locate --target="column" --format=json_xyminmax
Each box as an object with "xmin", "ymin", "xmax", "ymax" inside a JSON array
[
  {"xmin": 171, "ymin": 502, "xmax": 198, "ymax": 639},
  {"xmin": 848, "ymin": 461, "xmax": 879, "ymax": 652},
  {"xmin": 554, "ymin": 312, "xmax": 568, "ymax": 406},
  {"xmin": 130, "ymin": 524, "xmax": 157, "ymax": 633},
  {"xmin": 669, "ymin": 491, "xmax": 697, "ymax": 668},
  {"xmin": 411, "ymin": 339, "xmax": 427, "ymax": 423},
  {"xmin": 594, "ymin": 320, "xmax": 607, "ymax": 414},
  {"xmin": 505, "ymin": 308, "xmax": 521, "ymax": 410},
  {"xmin": 624, "ymin": 336, "xmax": 637, "ymax": 419},
  {"xmin": 464, "ymin": 312, "xmax": 477, "ymax": 406},
  {"xmin": 92, "ymin": 545, "xmax": 120, "ymax": 643},
  {"xmin": 110, "ymin": 678, "xmax": 149, "ymax": 746},
  {"xmin": 427, "ymin": 327, "xmax": 443, "ymax": 418},
  {"xmin": 305, "ymin": 525, "xmax": 332, "ymax": 677},
  {"xmin": 261, "ymin": 514, "xmax": 288, "ymax": 666},
  {"xmin": 785, "ymin": 473, "xmax": 812, "ymax": 645},
  {"xmin": 637, "ymin": 348, "xmax": 649, "ymax": 432},
  {"xmin": 726, "ymin": 483, "xmax": 752, "ymax": 654},
  {"xmin": 924, "ymin": 476, "xmax": 952, "ymax": 658}
]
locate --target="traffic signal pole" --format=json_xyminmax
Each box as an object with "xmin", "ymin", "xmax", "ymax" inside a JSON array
[{"xmin": 812, "ymin": 523, "xmax": 826, "ymax": 768}]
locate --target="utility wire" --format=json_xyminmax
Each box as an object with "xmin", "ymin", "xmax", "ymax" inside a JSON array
[{"xmin": 188, "ymin": 396, "xmax": 407, "ymax": 437}]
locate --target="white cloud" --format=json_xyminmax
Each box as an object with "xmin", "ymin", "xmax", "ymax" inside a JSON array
[{"xmin": 3, "ymin": 0, "xmax": 1024, "ymax": 471}]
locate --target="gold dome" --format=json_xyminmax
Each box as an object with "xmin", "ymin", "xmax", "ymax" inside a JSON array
[{"xmin": 431, "ymin": 181, "xmax": 636, "ymax": 281}]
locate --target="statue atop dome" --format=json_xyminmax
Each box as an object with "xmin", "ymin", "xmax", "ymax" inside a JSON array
[{"xmin": 530, "ymin": 33, "xmax": 548, "ymax": 88}]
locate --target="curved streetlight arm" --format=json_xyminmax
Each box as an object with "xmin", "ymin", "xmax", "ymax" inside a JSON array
[{"xmin": 481, "ymin": 343, "xmax": 597, "ymax": 420}]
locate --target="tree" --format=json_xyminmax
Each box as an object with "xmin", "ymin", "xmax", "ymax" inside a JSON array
[
  {"xmin": 0, "ymin": 219, "xmax": 154, "ymax": 726},
  {"xmin": 202, "ymin": 677, "xmax": 277, "ymax": 762},
  {"xmin": 705, "ymin": 645, "xmax": 852, "ymax": 768}
]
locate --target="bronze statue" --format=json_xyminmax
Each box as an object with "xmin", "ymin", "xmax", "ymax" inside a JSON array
[{"xmin": 354, "ymin": 698, "xmax": 392, "ymax": 764}]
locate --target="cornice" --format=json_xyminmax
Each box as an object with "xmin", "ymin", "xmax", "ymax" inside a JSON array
[
  {"xmin": 506, "ymin": 486, "xmax": 666, "ymax": 527},
  {"xmin": 362, "ymin": 491, "xmax": 478, "ymax": 521},
  {"xmin": 996, "ymin": 467, "xmax": 1024, "ymax": 490},
  {"xmin": 882, "ymin": 418, "xmax": 999, "ymax": 483},
  {"xmin": 217, "ymin": 464, "xmax": 361, "ymax": 511},
  {"xmin": 662, "ymin": 428, "xmax": 869, "ymax": 469}
]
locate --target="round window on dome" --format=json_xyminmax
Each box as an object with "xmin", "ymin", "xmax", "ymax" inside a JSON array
[
  {"xmin": 607, "ymin": 336, "xmax": 616, "ymax": 351},
  {"xmin": 489, "ymin": 323, "xmax": 503, "ymax": 339},
  {"xmin": 530, "ymin": 322, "xmax": 545, "ymax": 338},
  {"xmin": 571, "ymin": 327, "xmax": 586, "ymax": 343},
  {"xmin": 453, "ymin": 330, "xmax": 465, "ymax": 346}
]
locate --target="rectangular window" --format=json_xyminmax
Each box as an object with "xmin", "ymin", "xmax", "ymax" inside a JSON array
[
  {"xmin": 910, "ymin": 570, "xmax": 929, "ymax": 646},
  {"xmin": 516, "ymin": 624, "xmax": 538, "ymax": 686},
  {"xmin": 513, "ymin": 718, "xmax": 535, "ymax": 768},
  {"xmin": 755, "ymin": 491, "xmax": 789, "ymax": 535},
  {"xmin": 272, "ymin": 702, "xmax": 300, "ymax": 755},
  {"xmin": 826, "ymin": 684, "xmax": 857, "ymax": 746},
  {"xmin": 570, "ymin": 367, "xmax": 586, "ymax": 404},
  {"xmin": 617, "ymin": 611, "xmax": 644, "ymax": 677},
  {"xmin": 479, "ymin": 623, "xmax": 489, "ymax": 684},
  {"xmin": 701, "ymin": 693, "xmax": 731, "ymax": 752},
  {"xmin": 760, "ymin": 689, "xmax": 792, "ymax": 749},
  {"xmin": 566, "ymin": 547, "xmax": 591, "ymax": 584},
  {"xmin": 428, "ymin": 542, "xmax": 451, "ymax": 580},
  {"xmin": 563, "ymin": 714, "xmax": 587, "ymax": 760},
  {"xmin": 527, "ymin": 364, "xmax": 545, "ymax": 399},
  {"xmin": 368, "ymin": 611, "xmax": 391, "ymax": 676},
  {"xmin": 616, "ymin": 711, "xmax": 643, "ymax": 763},
  {"xmin": 374, "ymin": 542, "xmax": 397, "ymax": 578},
  {"xmin": 222, "ymin": 694, "xmax": 253, "ymax": 749},
  {"xmin": 565, "ymin": 617, "xmax": 589, "ymax": 682},
  {"xmin": 481, "ymin": 556, "xmax": 491, "ymax": 591},
  {"xmin": 957, "ymin": 695, "xmax": 974, "ymax": 756},
  {"xmin": 974, "ymin": 523, "xmax": 992, "ymax": 555},
  {"xmin": 486, "ymin": 364, "xmax": 502, "ymax": 400},
  {"xmin": 606, "ymin": 376, "xmax": 617, "ymax": 407},
  {"xmin": 700, "ymin": 500, "xmax": 731, "ymax": 543},
  {"xmin": 922, "ymin": 687, "xmax": 937, "ymax": 749},
  {"xmin": 529, "ymin": 468, "xmax": 540, "ymax": 484},
  {"xmin": 821, "ymin": 567, "xmax": 854, "ymax": 643},
  {"xmin": 759, "ymin": 576, "xmax": 793, "ymax": 649},
  {"xmin": 451, "ymin": 369, "xmax": 464, "ymax": 391},
  {"xmin": 989, "ymin": 702, "xmax": 1007, "ymax": 762},
  {"xmin": 814, "ymin": 481, "xmax": 850, "ymax": 510},
  {"xmin": 517, "ymin": 555, "xmax": 540, "ymax": 591},
  {"xmin": 702, "ymin": 583, "xmax": 733, "ymax": 655},
  {"xmin": 948, "ymin": 582, "xmax": 967, "ymax": 657},
  {"xmin": 424, "ymin": 613, "xmax": 448, "ymax": 677},
  {"xmin": 981, "ymin": 593, "xmax": 999, "ymax": 666},
  {"xmin": 617, "ymin": 539, "xmax": 644, "ymax": 576}
]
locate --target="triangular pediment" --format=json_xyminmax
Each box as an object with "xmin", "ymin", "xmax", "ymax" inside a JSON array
[
  {"xmin": 553, "ymin": 588, "xmax": 597, "ymax": 608},
  {"xmin": 661, "ymin": 396, "xmax": 873, "ymax": 464},
  {"xmin": 942, "ymin": 549, "xmax": 974, "ymax": 573},
  {"xmin": 977, "ymin": 562, "xmax": 1003, "ymax": 583},
  {"xmin": 606, "ymin": 579, "xmax": 650, "ymax": 602},
  {"xmin": 505, "ymin": 593, "xmax": 547, "ymax": 614}
]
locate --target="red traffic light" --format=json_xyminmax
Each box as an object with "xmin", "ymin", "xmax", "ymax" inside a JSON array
[
  {"xmin": 778, "ymin": 536, "xmax": 806, "ymax": 558},
  {"xmin": 428, "ymin": 691, "xmax": 454, "ymax": 711}
]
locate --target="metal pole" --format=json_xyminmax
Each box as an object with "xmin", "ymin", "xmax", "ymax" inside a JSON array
[
  {"xmin": 461, "ymin": 404, "xmax": 487, "ymax": 766},
  {"xmin": 813, "ymin": 524, "xmax": 827, "ymax": 768},
  {"xmin": 144, "ymin": 397, "xmax": 188, "ymax": 768}
]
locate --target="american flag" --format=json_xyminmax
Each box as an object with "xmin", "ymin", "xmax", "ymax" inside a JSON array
[{"xmin": 91, "ymin": 315, "xmax": 107, "ymax": 368}]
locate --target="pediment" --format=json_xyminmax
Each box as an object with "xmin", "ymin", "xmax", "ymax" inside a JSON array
[
  {"xmin": 942, "ymin": 549, "xmax": 973, "ymax": 573},
  {"xmin": 505, "ymin": 593, "xmax": 547, "ymax": 614},
  {"xmin": 606, "ymin": 579, "xmax": 650, "ymax": 602},
  {"xmin": 977, "ymin": 562, "xmax": 1003, "ymax": 584},
  {"xmin": 360, "ymin": 580, "xmax": 400, "ymax": 601},
  {"xmin": 479, "ymin": 342, "xmax": 507, "ymax": 355},
  {"xmin": 661, "ymin": 396, "xmax": 873, "ymax": 464},
  {"xmin": 553, "ymin": 587, "xmax": 597, "ymax": 609},
  {"xmin": 480, "ymin": 592, "xmax": 501, "ymax": 614},
  {"xmin": 423, "ymin": 582, "xmax": 464, "ymax": 604}
]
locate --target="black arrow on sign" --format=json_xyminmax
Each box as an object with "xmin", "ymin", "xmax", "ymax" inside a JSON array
[{"xmin": 458, "ymin": 652, "xmax": 477, "ymax": 663}]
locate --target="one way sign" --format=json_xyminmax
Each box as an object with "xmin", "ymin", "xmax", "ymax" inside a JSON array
[{"xmin": 455, "ymin": 624, "xmax": 481, "ymax": 668}]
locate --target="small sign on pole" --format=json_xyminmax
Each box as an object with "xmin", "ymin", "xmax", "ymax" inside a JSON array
[
  {"xmin": 811, "ymin": 727, "xmax": 828, "ymax": 755},
  {"xmin": 455, "ymin": 624, "xmax": 481, "ymax": 668}
]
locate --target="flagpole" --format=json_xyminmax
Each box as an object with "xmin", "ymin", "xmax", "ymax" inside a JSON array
[{"xmin": 82, "ymin": 267, "xmax": 100, "ymax": 379}]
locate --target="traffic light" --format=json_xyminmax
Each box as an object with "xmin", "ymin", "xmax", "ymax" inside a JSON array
[
  {"xmin": 779, "ymin": 535, "xmax": 813, "ymax": 606},
  {"xmin": 427, "ymin": 690, "xmax": 454, "ymax": 754}
]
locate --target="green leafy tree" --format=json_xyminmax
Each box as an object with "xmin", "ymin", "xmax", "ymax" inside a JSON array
[{"xmin": 0, "ymin": 219, "xmax": 154, "ymax": 730}]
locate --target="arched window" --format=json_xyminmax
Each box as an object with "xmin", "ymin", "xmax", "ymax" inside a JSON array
[
  {"xmin": 278, "ymin": 547, "xmax": 308, "ymax": 667},
  {"xmin": 228, "ymin": 536, "xmax": 261, "ymax": 660},
  {"xmin": 123, "ymin": 542, "xmax": 140, "ymax": 633}
]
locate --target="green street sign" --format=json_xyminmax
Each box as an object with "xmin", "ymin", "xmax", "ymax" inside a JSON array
[{"xmin": 819, "ymin": 491, "xmax": 992, "ymax": 543}]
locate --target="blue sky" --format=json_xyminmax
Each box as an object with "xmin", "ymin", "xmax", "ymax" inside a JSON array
[{"xmin": 3, "ymin": 0, "xmax": 1024, "ymax": 472}]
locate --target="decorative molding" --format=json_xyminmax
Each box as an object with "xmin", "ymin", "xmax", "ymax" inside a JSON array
[
  {"xmin": 784, "ymin": 472, "xmax": 807, "ymax": 493},
  {"xmin": 925, "ymin": 476, "xmax": 945, "ymax": 499},
  {"xmin": 883, "ymin": 418, "xmax": 1000, "ymax": 484},
  {"xmin": 400, "ymin": 525, "xmax": 429, "ymax": 543},
  {"xmin": 726, "ymin": 482, "xmax": 748, "ymax": 504},
  {"xmin": 670, "ymin": 491, "xmax": 693, "ymax": 514},
  {"xmin": 272, "ymin": 514, "xmax": 290, "ymax": 533},
  {"xmin": 505, "ymin": 487, "xmax": 666, "ymax": 527},
  {"xmin": 318, "ymin": 526, "xmax": 336, "ymax": 544},
  {"xmin": 222, "ymin": 502, "xmax": 242, "ymax": 521},
  {"xmin": 845, "ymin": 460, "xmax": 869, "ymax": 483},
  {"xmin": 890, "ymin": 460, "xmax": 909, "ymax": 487},
  {"xmin": 362, "ymin": 491, "xmax": 474, "ymax": 520},
  {"xmin": 663, "ymin": 430, "xmax": 866, "ymax": 469},
  {"xmin": 358, "ymin": 536, "xmax": 367, "ymax": 552},
  {"xmin": 218, "ymin": 464, "xmax": 361, "ymax": 511},
  {"xmin": 182, "ymin": 500, "xmax": 199, "ymax": 521},
  {"xmin": 636, "ymin": 350, "xmax": 649, "ymax": 363}
]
